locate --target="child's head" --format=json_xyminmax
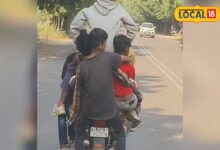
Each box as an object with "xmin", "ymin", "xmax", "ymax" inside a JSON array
[
  {"xmin": 113, "ymin": 35, "xmax": 131, "ymax": 56},
  {"xmin": 88, "ymin": 28, "xmax": 108, "ymax": 52},
  {"xmin": 75, "ymin": 29, "xmax": 89, "ymax": 56},
  {"xmin": 75, "ymin": 28, "xmax": 108, "ymax": 56}
]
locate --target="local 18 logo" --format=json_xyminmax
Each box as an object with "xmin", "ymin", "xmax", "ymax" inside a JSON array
[{"xmin": 174, "ymin": 6, "xmax": 220, "ymax": 23}]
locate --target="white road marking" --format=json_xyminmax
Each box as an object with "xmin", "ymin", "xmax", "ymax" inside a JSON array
[
  {"xmin": 136, "ymin": 45, "xmax": 183, "ymax": 92},
  {"xmin": 140, "ymin": 45, "xmax": 182, "ymax": 84}
]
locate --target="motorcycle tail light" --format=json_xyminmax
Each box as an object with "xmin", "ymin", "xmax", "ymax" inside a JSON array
[
  {"xmin": 94, "ymin": 120, "xmax": 107, "ymax": 127},
  {"xmin": 94, "ymin": 143, "xmax": 104, "ymax": 148}
]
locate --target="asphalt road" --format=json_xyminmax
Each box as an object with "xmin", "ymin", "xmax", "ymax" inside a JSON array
[{"xmin": 38, "ymin": 35, "xmax": 182, "ymax": 150}]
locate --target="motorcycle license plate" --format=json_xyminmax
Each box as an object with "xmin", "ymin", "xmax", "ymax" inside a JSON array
[{"xmin": 90, "ymin": 127, "xmax": 109, "ymax": 138}]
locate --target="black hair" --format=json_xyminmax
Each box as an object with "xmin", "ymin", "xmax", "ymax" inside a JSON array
[
  {"xmin": 75, "ymin": 28, "xmax": 108, "ymax": 57},
  {"xmin": 113, "ymin": 35, "xmax": 131, "ymax": 54},
  {"xmin": 75, "ymin": 29, "xmax": 89, "ymax": 56},
  {"xmin": 88, "ymin": 28, "xmax": 108, "ymax": 51}
]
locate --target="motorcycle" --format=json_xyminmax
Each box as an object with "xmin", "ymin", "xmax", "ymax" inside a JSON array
[{"xmin": 85, "ymin": 120, "xmax": 115, "ymax": 150}]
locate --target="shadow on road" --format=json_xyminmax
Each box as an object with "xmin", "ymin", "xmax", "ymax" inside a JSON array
[
  {"xmin": 142, "ymin": 45, "xmax": 158, "ymax": 51},
  {"xmin": 136, "ymin": 73, "xmax": 166, "ymax": 94},
  {"xmin": 127, "ymin": 108, "xmax": 182, "ymax": 150},
  {"xmin": 132, "ymin": 44, "xmax": 158, "ymax": 54}
]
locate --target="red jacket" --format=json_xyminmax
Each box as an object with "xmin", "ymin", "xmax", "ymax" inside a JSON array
[{"xmin": 113, "ymin": 63, "xmax": 135, "ymax": 97}]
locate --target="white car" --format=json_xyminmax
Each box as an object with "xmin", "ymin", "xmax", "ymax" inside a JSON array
[{"xmin": 139, "ymin": 23, "xmax": 156, "ymax": 38}]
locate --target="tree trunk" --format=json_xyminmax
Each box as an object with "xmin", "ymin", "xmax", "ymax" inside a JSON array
[
  {"xmin": 61, "ymin": 16, "xmax": 65, "ymax": 30},
  {"xmin": 163, "ymin": 23, "xmax": 167, "ymax": 34},
  {"xmin": 57, "ymin": 16, "xmax": 60, "ymax": 30}
]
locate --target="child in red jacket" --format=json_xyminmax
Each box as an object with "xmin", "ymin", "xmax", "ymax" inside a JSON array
[{"xmin": 113, "ymin": 35, "xmax": 143, "ymax": 131}]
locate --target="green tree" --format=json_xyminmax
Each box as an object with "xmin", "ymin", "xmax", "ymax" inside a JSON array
[
  {"xmin": 37, "ymin": 0, "xmax": 182, "ymax": 37},
  {"xmin": 117, "ymin": 0, "xmax": 183, "ymax": 34},
  {"xmin": 37, "ymin": 0, "xmax": 96, "ymax": 32}
]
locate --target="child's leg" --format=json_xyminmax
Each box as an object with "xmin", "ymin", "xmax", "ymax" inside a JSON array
[
  {"xmin": 116, "ymin": 94, "xmax": 140, "ymax": 122},
  {"xmin": 116, "ymin": 94, "xmax": 143, "ymax": 132},
  {"xmin": 126, "ymin": 110, "xmax": 143, "ymax": 132},
  {"xmin": 66, "ymin": 101, "xmax": 75, "ymax": 142},
  {"xmin": 58, "ymin": 115, "xmax": 68, "ymax": 145},
  {"xmin": 67, "ymin": 119, "xmax": 75, "ymax": 141},
  {"xmin": 133, "ymin": 86, "xmax": 143, "ymax": 115},
  {"xmin": 133, "ymin": 87, "xmax": 143, "ymax": 104},
  {"xmin": 126, "ymin": 110, "xmax": 141, "ymax": 122},
  {"xmin": 68, "ymin": 123, "xmax": 75, "ymax": 146}
]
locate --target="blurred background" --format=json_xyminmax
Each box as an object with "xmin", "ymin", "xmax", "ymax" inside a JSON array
[
  {"xmin": 184, "ymin": 1, "xmax": 220, "ymax": 150},
  {"xmin": 0, "ymin": 0, "xmax": 36, "ymax": 150}
]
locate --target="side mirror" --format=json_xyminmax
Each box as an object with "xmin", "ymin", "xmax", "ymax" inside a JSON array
[{"xmin": 154, "ymin": 26, "xmax": 157, "ymax": 29}]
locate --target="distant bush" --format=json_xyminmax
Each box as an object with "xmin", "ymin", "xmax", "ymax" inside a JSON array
[{"xmin": 37, "ymin": 8, "xmax": 69, "ymax": 40}]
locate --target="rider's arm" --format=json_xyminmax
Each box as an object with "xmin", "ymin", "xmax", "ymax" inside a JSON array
[
  {"xmin": 117, "ymin": 68, "xmax": 128, "ymax": 79},
  {"xmin": 69, "ymin": 66, "xmax": 81, "ymax": 124},
  {"xmin": 57, "ymin": 91, "xmax": 68, "ymax": 107},
  {"xmin": 70, "ymin": 9, "xmax": 87, "ymax": 39},
  {"xmin": 59, "ymin": 67, "xmax": 73, "ymax": 106},
  {"xmin": 121, "ymin": 55, "xmax": 131, "ymax": 63},
  {"xmin": 120, "ymin": 6, "xmax": 138, "ymax": 40}
]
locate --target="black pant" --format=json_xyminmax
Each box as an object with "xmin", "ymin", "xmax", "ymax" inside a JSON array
[
  {"xmin": 75, "ymin": 113, "xmax": 126, "ymax": 150},
  {"xmin": 58, "ymin": 114, "xmax": 74, "ymax": 145},
  {"xmin": 58, "ymin": 100, "xmax": 74, "ymax": 145}
]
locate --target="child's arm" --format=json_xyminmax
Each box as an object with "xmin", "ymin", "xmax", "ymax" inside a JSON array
[
  {"xmin": 121, "ymin": 55, "xmax": 131, "ymax": 63},
  {"xmin": 69, "ymin": 75, "xmax": 76, "ymax": 87},
  {"xmin": 115, "ymin": 68, "xmax": 133, "ymax": 87},
  {"xmin": 57, "ymin": 91, "xmax": 69, "ymax": 107}
]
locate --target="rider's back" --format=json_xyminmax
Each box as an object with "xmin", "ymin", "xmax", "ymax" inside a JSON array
[
  {"xmin": 70, "ymin": 0, "xmax": 137, "ymax": 52},
  {"xmin": 78, "ymin": 52, "xmax": 121, "ymax": 120}
]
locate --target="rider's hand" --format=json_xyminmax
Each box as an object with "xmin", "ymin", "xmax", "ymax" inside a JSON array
[
  {"xmin": 129, "ymin": 78, "xmax": 137, "ymax": 89},
  {"xmin": 57, "ymin": 101, "xmax": 64, "ymax": 107}
]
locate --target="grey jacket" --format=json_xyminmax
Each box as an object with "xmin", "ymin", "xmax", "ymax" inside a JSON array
[{"xmin": 70, "ymin": 0, "xmax": 137, "ymax": 52}]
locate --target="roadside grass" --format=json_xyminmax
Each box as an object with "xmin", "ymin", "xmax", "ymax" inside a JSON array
[{"xmin": 37, "ymin": 22, "xmax": 69, "ymax": 41}]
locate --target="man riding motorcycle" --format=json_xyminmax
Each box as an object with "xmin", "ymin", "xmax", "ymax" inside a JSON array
[{"xmin": 69, "ymin": 28, "xmax": 133, "ymax": 150}]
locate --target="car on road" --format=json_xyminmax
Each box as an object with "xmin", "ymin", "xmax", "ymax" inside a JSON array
[{"xmin": 139, "ymin": 22, "xmax": 156, "ymax": 38}]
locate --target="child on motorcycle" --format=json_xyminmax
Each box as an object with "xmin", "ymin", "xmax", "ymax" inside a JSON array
[
  {"xmin": 55, "ymin": 30, "xmax": 87, "ymax": 150},
  {"xmin": 113, "ymin": 34, "xmax": 143, "ymax": 132}
]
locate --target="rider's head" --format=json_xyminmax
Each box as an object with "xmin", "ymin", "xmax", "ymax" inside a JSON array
[
  {"xmin": 113, "ymin": 34, "xmax": 131, "ymax": 56},
  {"xmin": 88, "ymin": 28, "xmax": 108, "ymax": 52},
  {"xmin": 75, "ymin": 28, "xmax": 108, "ymax": 56}
]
